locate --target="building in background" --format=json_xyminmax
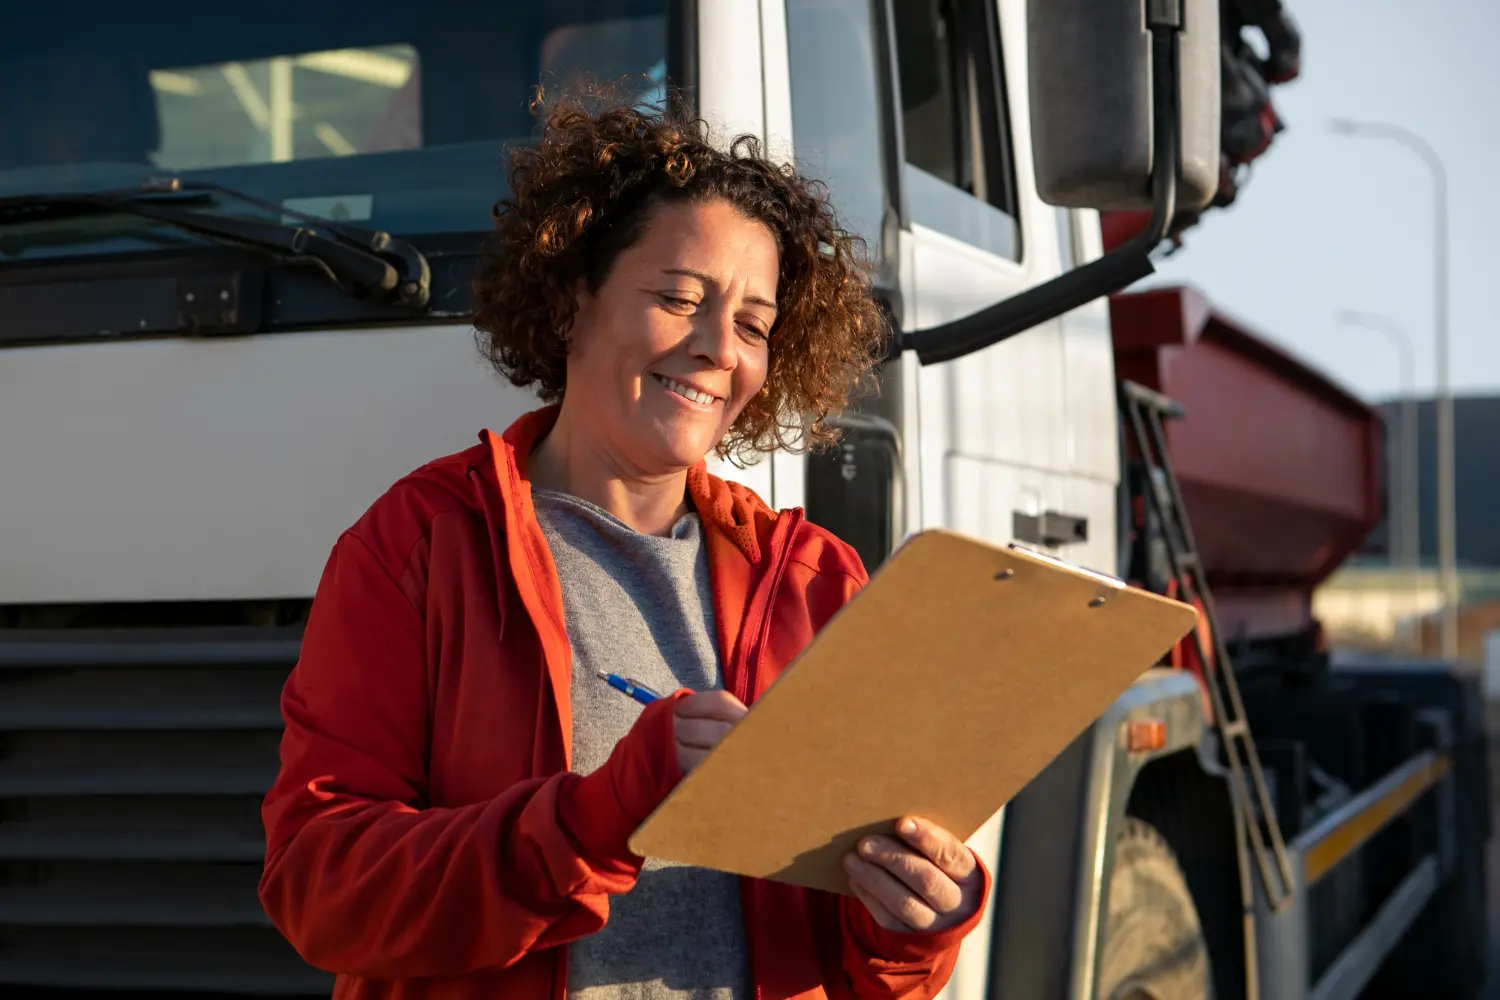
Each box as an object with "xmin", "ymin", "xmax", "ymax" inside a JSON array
[{"xmin": 1316, "ymin": 394, "xmax": 1500, "ymax": 662}]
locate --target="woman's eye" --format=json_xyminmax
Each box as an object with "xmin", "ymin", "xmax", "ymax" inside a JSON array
[
  {"xmin": 661, "ymin": 295, "xmax": 698, "ymax": 311},
  {"xmin": 738, "ymin": 322, "xmax": 768, "ymax": 340}
]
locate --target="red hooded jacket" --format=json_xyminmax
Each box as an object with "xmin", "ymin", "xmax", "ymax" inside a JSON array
[{"xmin": 259, "ymin": 405, "xmax": 989, "ymax": 999}]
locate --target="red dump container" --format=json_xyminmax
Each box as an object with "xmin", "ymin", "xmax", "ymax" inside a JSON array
[{"xmin": 1111, "ymin": 286, "xmax": 1383, "ymax": 641}]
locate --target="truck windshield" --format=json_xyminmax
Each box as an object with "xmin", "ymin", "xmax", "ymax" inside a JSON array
[{"xmin": 0, "ymin": 0, "xmax": 673, "ymax": 261}]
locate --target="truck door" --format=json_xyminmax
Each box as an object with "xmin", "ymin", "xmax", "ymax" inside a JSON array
[{"xmin": 780, "ymin": 4, "xmax": 1090, "ymax": 999}]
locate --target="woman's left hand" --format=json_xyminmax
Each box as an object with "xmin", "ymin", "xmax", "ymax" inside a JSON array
[{"xmin": 843, "ymin": 816, "xmax": 984, "ymax": 934}]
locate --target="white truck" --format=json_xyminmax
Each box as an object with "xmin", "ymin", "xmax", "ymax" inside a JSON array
[{"xmin": 0, "ymin": 1, "xmax": 1487, "ymax": 998}]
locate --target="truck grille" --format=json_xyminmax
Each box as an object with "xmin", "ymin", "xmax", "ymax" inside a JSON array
[{"xmin": 0, "ymin": 627, "xmax": 332, "ymax": 996}]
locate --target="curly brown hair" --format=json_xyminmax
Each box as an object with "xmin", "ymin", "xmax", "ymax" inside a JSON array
[{"xmin": 471, "ymin": 85, "xmax": 889, "ymax": 458}]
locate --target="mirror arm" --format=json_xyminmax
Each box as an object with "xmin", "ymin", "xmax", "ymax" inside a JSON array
[{"xmin": 899, "ymin": 15, "xmax": 1183, "ymax": 367}]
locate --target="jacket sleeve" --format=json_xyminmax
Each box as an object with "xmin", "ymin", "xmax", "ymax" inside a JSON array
[
  {"xmin": 837, "ymin": 857, "xmax": 992, "ymax": 999},
  {"xmin": 258, "ymin": 532, "xmax": 685, "ymax": 980}
]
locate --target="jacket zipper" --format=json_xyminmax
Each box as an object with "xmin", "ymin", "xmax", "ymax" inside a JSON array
[
  {"xmin": 741, "ymin": 508, "xmax": 804, "ymax": 706},
  {"xmin": 752, "ymin": 513, "xmax": 800, "ymax": 1000},
  {"xmin": 728, "ymin": 508, "xmax": 802, "ymax": 1000}
]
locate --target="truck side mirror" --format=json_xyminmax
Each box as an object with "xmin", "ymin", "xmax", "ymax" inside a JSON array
[
  {"xmin": 898, "ymin": 0, "xmax": 1223, "ymax": 366},
  {"xmin": 1027, "ymin": 0, "xmax": 1220, "ymax": 213}
]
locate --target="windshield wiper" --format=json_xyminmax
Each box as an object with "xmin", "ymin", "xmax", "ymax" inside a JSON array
[
  {"xmin": 145, "ymin": 178, "xmax": 432, "ymax": 307},
  {"xmin": 0, "ymin": 180, "xmax": 431, "ymax": 309}
]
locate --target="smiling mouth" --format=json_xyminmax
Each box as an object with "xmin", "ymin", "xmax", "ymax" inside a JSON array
[{"xmin": 653, "ymin": 374, "xmax": 720, "ymax": 406}]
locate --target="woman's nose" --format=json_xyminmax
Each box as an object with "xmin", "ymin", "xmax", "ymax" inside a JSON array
[{"xmin": 691, "ymin": 309, "xmax": 738, "ymax": 369}]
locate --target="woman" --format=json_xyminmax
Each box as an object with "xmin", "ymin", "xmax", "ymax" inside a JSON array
[{"xmin": 259, "ymin": 90, "xmax": 989, "ymax": 1000}]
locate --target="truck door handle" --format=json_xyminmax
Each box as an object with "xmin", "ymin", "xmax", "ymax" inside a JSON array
[{"xmin": 1013, "ymin": 510, "xmax": 1089, "ymax": 547}]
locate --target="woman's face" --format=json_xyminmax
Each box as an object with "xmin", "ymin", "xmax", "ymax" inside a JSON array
[{"xmin": 561, "ymin": 197, "xmax": 779, "ymax": 475}]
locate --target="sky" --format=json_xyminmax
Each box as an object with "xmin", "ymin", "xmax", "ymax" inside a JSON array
[{"xmin": 1144, "ymin": 0, "xmax": 1500, "ymax": 405}]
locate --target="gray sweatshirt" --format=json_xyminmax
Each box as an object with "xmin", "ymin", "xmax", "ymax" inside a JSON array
[{"xmin": 532, "ymin": 489, "xmax": 751, "ymax": 1000}]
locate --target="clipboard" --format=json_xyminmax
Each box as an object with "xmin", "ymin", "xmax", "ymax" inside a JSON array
[{"xmin": 626, "ymin": 528, "xmax": 1198, "ymax": 895}]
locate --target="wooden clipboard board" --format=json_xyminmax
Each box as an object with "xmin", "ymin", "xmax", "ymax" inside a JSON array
[{"xmin": 627, "ymin": 528, "xmax": 1198, "ymax": 895}]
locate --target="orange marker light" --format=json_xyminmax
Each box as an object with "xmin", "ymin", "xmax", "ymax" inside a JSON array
[{"xmin": 1125, "ymin": 719, "xmax": 1167, "ymax": 753}]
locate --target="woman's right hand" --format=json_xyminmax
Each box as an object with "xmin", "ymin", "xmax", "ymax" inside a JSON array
[{"xmin": 673, "ymin": 690, "xmax": 748, "ymax": 774}]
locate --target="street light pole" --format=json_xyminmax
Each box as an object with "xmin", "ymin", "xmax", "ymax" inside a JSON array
[
  {"xmin": 1329, "ymin": 118, "xmax": 1457, "ymax": 661},
  {"xmin": 1337, "ymin": 310, "xmax": 1419, "ymax": 651}
]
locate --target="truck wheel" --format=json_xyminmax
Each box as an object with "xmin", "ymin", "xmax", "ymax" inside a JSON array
[{"xmin": 1097, "ymin": 818, "xmax": 1215, "ymax": 1000}]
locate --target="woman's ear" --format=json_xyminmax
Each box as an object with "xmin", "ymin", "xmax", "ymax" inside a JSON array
[{"xmin": 554, "ymin": 277, "xmax": 596, "ymax": 349}]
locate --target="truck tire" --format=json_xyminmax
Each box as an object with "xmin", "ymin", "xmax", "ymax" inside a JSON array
[{"xmin": 1097, "ymin": 818, "xmax": 1215, "ymax": 1000}]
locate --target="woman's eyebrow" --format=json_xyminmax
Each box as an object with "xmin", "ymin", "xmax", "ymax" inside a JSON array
[{"xmin": 662, "ymin": 267, "xmax": 777, "ymax": 311}]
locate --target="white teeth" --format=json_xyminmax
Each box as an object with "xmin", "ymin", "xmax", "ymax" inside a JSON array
[{"xmin": 656, "ymin": 374, "xmax": 717, "ymax": 405}]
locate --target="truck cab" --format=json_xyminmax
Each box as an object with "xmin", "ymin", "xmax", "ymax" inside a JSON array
[{"xmin": 1, "ymin": 0, "xmax": 1132, "ymax": 600}]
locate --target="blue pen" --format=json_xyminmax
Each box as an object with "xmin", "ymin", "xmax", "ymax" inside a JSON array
[{"xmin": 597, "ymin": 671, "xmax": 662, "ymax": 705}]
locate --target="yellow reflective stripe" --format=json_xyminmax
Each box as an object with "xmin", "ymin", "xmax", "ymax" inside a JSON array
[{"xmin": 1303, "ymin": 754, "xmax": 1449, "ymax": 886}]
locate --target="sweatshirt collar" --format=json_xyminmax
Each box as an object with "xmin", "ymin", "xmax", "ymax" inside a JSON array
[{"xmin": 492, "ymin": 403, "xmax": 770, "ymax": 564}]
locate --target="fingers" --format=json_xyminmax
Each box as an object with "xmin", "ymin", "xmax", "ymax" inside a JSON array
[
  {"xmin": 674, "ymin": 715, "xmax": 737, "ymax": 750},
  {"xmin": 843, "ymin": 851, "xmax": 942, "ymax": 932},
  {"xmin": 677, "ymin": 744, "xmax": 713, "ymax": 773},
  {"xmin": 844, "ymin": 818, "xmax": 985, "ymax": 933},
  {"xmin": 844, "ymin": 865, "xmax": 907, "ymax": 932},
  {"xmin": 894, "ymin": 816, "xmax": 978, "ymax": 884},
  {"xmin": 853, "ymin": 835, "xmax": 963, "ymax": 916},
  {"xmin": 673, "ymin": 691, "xmax": 747, "ymax": 775},
  {"xmin": 674, "ymin": 689, "xmax": 748, "ymax": 721}
]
